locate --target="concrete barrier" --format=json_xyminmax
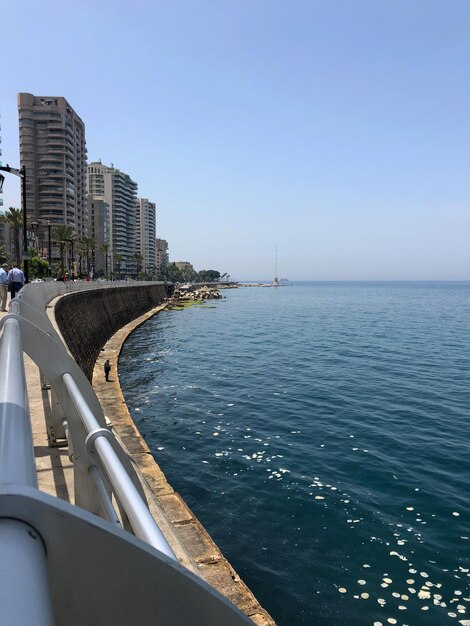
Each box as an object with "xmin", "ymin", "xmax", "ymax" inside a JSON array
[{"xmin": 55, "ymin": 283, "xmax": 168, "ymax": 381}]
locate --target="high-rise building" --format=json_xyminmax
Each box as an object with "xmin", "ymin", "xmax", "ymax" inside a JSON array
[
  {"xmin": 135, "ymin": 198, "xmax": 156, "ymax": 274},
  {"xmin": 155, "ymin": 238, "xmax": 169, "ymax": 279},
  {"xmin": 87, "ymin": 162, "xmax": 138, "ymax": 277},
  {"xmin": 17, "ymin": 94, "xmax": 87, "ymax": 239},
  {"xmin": 87, "ymin": 197, "xmax": 109, "ymax": 275}
]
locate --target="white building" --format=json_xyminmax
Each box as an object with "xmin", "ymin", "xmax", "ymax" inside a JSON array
[
  {"xmin": 87, "ymin": 162, "xmax": 137, "ymax": 277},
  {"xmin": 135, "ymin": 198, "xmax": 156, "ymax": 274},
  {"xmin": 155, "ymin": 238, "xmax": 169, "ymax": 279}
]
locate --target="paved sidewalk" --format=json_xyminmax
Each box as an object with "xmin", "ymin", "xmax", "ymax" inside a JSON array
[
  {"xmin": 1, "ymin": 304, "xmax": 75, "ymax": 501},
  {"xmin": 26, "ymin": 351, "xmax": 75, "ymax": 500}
]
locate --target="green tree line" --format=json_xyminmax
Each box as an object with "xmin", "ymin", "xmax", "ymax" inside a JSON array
[{"xmin": 163, "ymin": 264, "xmax": 227, "ymax": 284}]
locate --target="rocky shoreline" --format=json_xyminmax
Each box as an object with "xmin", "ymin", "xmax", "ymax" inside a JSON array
[{"xmin": 170, "ymin": 284, "xmax": 223, "ymax": 303}]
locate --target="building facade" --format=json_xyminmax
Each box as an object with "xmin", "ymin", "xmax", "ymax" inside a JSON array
[
  {"xmin": 87, "ymin": 197, "xmax": 109, "ymax": 275},
  {"xmin": 175, "ymin": 261, "xmax": 194, "ymax": 272},
  {"xmin": 87, "ymin": 162, "xmax": 138, "ymax": 277},
  {"xmin": 135, "ymin": 198, "xmax": 156, "ymax": 274},
  {"xmin": 155, "ymin": 238, "xmax": 169, "ymax": 279},
  {"xmin": 17, "ymin": 94, "xmax": 87, "ymax": 241}
]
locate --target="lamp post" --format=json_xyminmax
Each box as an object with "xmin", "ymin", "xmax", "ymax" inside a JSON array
[
  {"xmin": 30, "ymin": 221, "xmax": 39, "ymax": 279},
  {"xmin": 47, "ymin": 221, "xmax": 52, "ymax": 277},
  {"xmin": 0, "ymin": 164, "xmax": 28, "ymax": 282}
]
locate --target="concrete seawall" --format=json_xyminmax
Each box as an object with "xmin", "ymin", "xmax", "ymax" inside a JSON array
[
  {"xmin": 54, "ymin": 284, "xmax": 275, "ymax": 626},
  {"xmin": 55, "ymin": 283, "xmax": 168, "ymax": 381}
]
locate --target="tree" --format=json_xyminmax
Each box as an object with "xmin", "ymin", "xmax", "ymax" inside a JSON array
[
  {"xmin": 1, "ymin": 207, "xmax": 23, "ymax": 265},
  {"xmin": 75, "ymin": 239, "xmax": 87, "ymax": 277},
  {"xmin": 132, "ymin": 252, "xmax": 144, "ymax": 279},
  {"xmin": 75, "ymin": 237, "xmax": 95, "ymax": 276},
  {"xmin": 164, "ymin": 263, "xmax": 184, "ymax": 283},
  {"xmin": 100, "ymin": 243, "xmax": 110, "ymax": 278},
  {"xmin": 29, "ymin": 257, "xmax": 49, "ymax": 279},
  {"xmin": 0, "ymin": 243, "xmax": 9, "ymax": 265},
  {"xmin": 113, "ymin": 253, "xmax": 123, "ymax": 280},
  {"xmin": 51, "ymin": 224, "xmax": 75, "ymax": 277},
  {"xmin": 28, "ymin": 247, "xmax": 39, "ymax": 259},
  {"xmin": 81, "ymin": 237, "xmax": 96, "ymax": 275},
  {"xmin": 146, "ymin": 265, "xmax": 157, "ymax": 280},
  {"xmin": 197, "ymin": 269, "xmax": 221, "ymax": 283}
]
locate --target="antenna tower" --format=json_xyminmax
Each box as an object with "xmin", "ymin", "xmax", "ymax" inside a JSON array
[{"xmin": 274, "ymin": 245, "xmax": 279, "ymax": 287}]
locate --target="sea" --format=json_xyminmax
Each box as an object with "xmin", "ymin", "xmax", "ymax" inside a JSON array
[{"xmin": 119, "ymin": 282, "xmax": 470, "ymax": 626}]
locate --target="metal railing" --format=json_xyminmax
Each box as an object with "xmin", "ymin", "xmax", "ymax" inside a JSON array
[
  {"xmin": 5, "ymin": 281, "xmax": 174, "ymax": 556},
  {"xmin": 0, "ymin": 283, "xmax": 252, "ymax": 626}
]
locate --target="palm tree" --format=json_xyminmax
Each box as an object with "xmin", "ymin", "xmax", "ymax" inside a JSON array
[
  {"xmin": 114, "ymin": 253, "xmax": 122, "ymax": 280},
  {"xmin": 1, "ymin": 207, "xmax": 23, "ymax": 265},
  {"xmin": 82, "ymin": 237, "xmax": 96, "ymax": 275},
  {"xmin": 51, "ymin": 224, "xmax": 75, "ymax": 277},
  {"xmin": 90, "ymin": 239, "xmax": 97, "ymax": 275},
  {"xmin": 100, "ymin": 243, "xmax": 110, "ymax": 278},
  {"xmin": 75, "ymin": 239, "xmax": 87, "ymax": 277},
  {"xmin": 74, "ymin": 237, "xmax": 95, "ymax": 276},
  {"xmin": 132, "ymin": 252, "xmax": 144, "ymax": 279}
]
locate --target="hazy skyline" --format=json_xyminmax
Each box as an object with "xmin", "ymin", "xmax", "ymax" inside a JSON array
[{"xmin": 2, "ymin": 0, "xmax": 469, "ymax": 280}]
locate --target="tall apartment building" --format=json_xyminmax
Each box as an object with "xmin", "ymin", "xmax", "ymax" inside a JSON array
[
  {"xmin": 155, "ymin": 238, "xmax": 169, "ymax": 279},
  {"xmin": 87, "ymin": 162, "xmax": 137, "ymax": 276},
  {"xmin": 17, "ymin": 94, "xmax": 87, "ymax": 240},
  {"xmin": 135, "ymin": 198, "xmax": 156, "ymax": 274},
  {"xmin": 87, "ymin": 197, "xmax": 109, "ymax": 275}
]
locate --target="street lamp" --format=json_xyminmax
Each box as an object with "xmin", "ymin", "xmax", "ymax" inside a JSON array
[{"xmin": 0, "ymin": 164, "xmax": 29, "ymax": 282}]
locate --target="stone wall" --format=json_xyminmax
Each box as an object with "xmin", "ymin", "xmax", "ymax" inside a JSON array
[{"xmin": 55, "ymin": 284, "xmax": 168, "ymax": 381}]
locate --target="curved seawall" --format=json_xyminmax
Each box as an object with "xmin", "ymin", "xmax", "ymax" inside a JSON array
[
  {"xmin": 55, "ymin": 283, "xmax": 168, "ymax": 381},
  {"xmin": 54, "ymin": 284, "xmax": 275, "ymax": 625}
]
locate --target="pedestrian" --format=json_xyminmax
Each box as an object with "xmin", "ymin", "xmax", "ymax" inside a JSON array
[
  {"xmin": 104, "ymin": 359, "xmax": 111, "ymax": 382},
  {"xmin": 0, "ymin": 263, "xmax": 9, "ymax": 311},
  {"xmin": 7, "ymin": 263, "xmax": 25, "ymax": 299}
]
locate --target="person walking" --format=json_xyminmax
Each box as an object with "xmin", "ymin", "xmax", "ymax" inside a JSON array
[
  {"xmin": 104, "ymin": 359, "xmax": 112, "ymax": 382},
  {"xmin": 0, "ymin": 263, "xmax": 9, "ymax": 311},
  {"xmin": 7, "ymin": 263, "xmax": 25, "ymax": 299}
]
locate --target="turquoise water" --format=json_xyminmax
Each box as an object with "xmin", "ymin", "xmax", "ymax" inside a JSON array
[{"xmin": 119, "ymin": 283, "xmax": 470, "ymax": 626}]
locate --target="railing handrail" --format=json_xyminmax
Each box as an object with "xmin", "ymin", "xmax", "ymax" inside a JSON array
[
  {"xmin": 2, "ymin": 282, "xmax": 174, "ymax": 558},
  {"xmin": 63, "ymin": 372, "xmax": 174, "ymax": 558}
]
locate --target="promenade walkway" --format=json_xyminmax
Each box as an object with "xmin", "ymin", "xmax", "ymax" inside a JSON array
[{"xmin": 0, "ymin": 307, "xmax": 74, "ymax": 501}]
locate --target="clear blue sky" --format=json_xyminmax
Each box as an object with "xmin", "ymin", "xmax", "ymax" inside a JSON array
[{"xmin": 2, "ymin": 0, "xmax": 469, "ymax": 280}]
